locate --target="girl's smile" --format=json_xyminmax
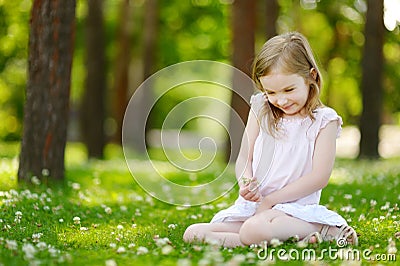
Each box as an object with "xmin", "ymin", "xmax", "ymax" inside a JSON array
[{"xmin": 259, "ymin": 73, "xmax": 310, "ymax": 118}]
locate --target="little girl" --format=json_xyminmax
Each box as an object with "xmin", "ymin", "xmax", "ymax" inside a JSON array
[{"xmin": 183, "ymin": 32, "xmax": 358, "ymax": 248}]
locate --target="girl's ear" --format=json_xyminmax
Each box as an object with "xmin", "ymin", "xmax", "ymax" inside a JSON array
[{"xmin": 310, "ymin": 68, "xmax": 318, "ymax": 81}]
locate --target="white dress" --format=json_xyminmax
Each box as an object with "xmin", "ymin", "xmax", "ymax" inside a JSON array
[{"xmin": 210, "ymin": 93, "xmax": 347, "ymax": 226}]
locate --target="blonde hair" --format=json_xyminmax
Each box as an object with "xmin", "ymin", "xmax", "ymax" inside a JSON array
[{"xmin": 252, "ymin": 32, "xmax": 323, "ymax": 136}]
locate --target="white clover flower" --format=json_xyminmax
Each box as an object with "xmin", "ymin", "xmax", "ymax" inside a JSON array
[
  {"xmin": 5, "ymin": 239, "xmax": 18, "ymax": 250},
  {"xmin": 59, "ymin": 218, "xmax": 64, "ymax": 223},
  {"xmin": 14, "ymin": 211, "xmax": 22, "ymax": 223},
  {"xmin": 381, "ymin": 202, "xmax": 391, "ymax": 210},
  {"xmin": 388, "ymin": 245, "xmax": 397, "ymax": 254},
  {"xmin": 3, "ymin": 224, "xmax": 11, "ymax": 230},
  {"xmin": 154, "ymin": 237, "xmax": 170, "ymax": 247},
  {"xmin": 161, "ymin": 245, "xmax": 173, "ymax": 255},
  {"xmin": 80, "ymin": 227, "xmax": 88, "ymax": 231},
  {"xmin": 71, "ymin": 183, "xmax": 80, "ymax": 190},
  {"xmin": 168, "ymin": 224, "xmax": 177, "ymax": 229},
  {"xmin": 117, "ymin": 225, "xmax": 123, "ymax": 230},
  {"xmin": 32, "ymin": 233, "xmax": 43, "ymax": 243},
  {"xmin": 230, "ymin": 254, "xmax": 246, "ymax": 263},
  {"xmin": 370, "ymin": 199, "xmax": 377, "ymax": 207},
  {"xmin": 43, "ymin": 206, "xmax": 50, "ymax": 211},
  {"xmin": 104, "ymin": 207, "xmax": 112, "ymax": 214},
  {"xmin": 128, "ymin": 243, "xmax": 135, "ymax": 249},
  {"xmin": 31, "ymin": 176, "xmax": 41, "ymax": 185},
  {"xmin": 344, "ymin": 194, "xmax": 353, "ymax": 200},
  {"xmin": 120, "ymin": 205, "xmax": 128, "ymax": 212},
  {"xmin": 387, "ymin": 239, "xmax": 397, "ymax": 254},
  {"xmin": 340, "ymin": 205, "xmax": 356, "ymax": 213},
  {"xmin": 105, "ymin": 259, "xmax": 117, "ymax": 266},
  {"xmin": 269, "ymin": 238, "xmax": 282, "ymax": 247},
  {"xmin": 177, "ymin": 258, "xmax": 191, "ymax": 266},
  {"xmin": 137, "ymin": 246, "xmax": 149, "ymax": 255},
  {"xmin": 41, "ymin": 169, "xmax": 50, "ymax": 176},
  {"xmin": 48, "ymin": 246, "xmax": 59, "ymax": 257},
  {"xmin": 73, "ymin": 217, "xmax": 81, "ymax": 225},
  {"xmin": 22, "ymin": 243, "xmax": 37, "ymax": 259},
  {"xmin": 36, "ymin": 242, "xmax": 47, "ymax": 251},
  {"xmin": 116, "ymin": 246, "xmax": 126, "ymax": 254},
  {"xmin": 109, "ymin": 243, "xmax": 117, "ymax": 249}
]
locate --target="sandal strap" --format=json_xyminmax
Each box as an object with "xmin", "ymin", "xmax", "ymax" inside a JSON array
[{"xmin": 320, "ymin": 225, "xmax": 330, "ymax": 238}]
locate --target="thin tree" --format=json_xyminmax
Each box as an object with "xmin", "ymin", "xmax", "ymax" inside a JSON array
[
  {"xmin": 80, "ymin": 0, "xmax": 107, "ymax": 158},
  {"xmin": 226, "ymin": 0, "xmax": 256, "ymax": 162},
  {"xmin": 18, "ymin": 0, "xmax": 76, "ymax": 181},
  {"xmin": 129, "ymin": 0, "xmax": 159, "ymax": 153},
  {"xmin": 113, "ymin": 0, "xmax": 133, "ymax": 144},
  {"xmin": 265, "ymin": 0, "xmax": 279, "ymax": 40},
  {"xmin": 359, "ymin": 0, "xmax": 384, "ymax": 158}
]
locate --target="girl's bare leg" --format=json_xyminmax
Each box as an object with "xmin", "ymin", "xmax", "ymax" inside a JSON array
[
  {"xmin": 239, "ymin": 210, "xmax": 321, "ymax": 245},
  {"xmin": 183, "ymin": 222, "xmax": 244, "ymax": 248}
]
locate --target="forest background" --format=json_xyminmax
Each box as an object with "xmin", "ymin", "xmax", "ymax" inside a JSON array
[
  {"xmin": 0, "ymin": 0, "xmax": 400, "ymax": 181},
  {"xmin": 0, "ymin": 1, "xmax": 399, "ymax": 265}
]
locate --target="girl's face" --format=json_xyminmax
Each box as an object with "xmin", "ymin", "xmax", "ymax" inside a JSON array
[{"xmin": 259, "ymin": 73, "xmax": 309, "ymax": 117}]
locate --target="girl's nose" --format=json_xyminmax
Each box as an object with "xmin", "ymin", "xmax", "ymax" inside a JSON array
[{"xmin": 277, "ymin": 97, "xmax": 288, "ymax": 106}]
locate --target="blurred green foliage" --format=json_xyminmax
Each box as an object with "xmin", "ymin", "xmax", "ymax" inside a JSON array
[
  {"xmin": 0, "ymin": 0, "xmax": 30, "ymax": 141},
  {"xmin": 0, "ymin": 0, "xmax": 399, "ymax": 141}
]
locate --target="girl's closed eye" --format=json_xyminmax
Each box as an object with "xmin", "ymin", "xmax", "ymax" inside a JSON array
[{"xmin": 284, "ymin": 88, "xmax": 294, "ymax": 92}]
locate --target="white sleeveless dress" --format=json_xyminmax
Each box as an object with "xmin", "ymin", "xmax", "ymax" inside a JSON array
[{"xmin": 210, "ymin": 93, "xmax": 347, "ymax": 226}]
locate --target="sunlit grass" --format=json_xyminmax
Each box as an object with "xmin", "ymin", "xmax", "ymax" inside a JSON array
[{"xmin": 0, "ymin": 142, "xmax": 399, "ymax": 265}]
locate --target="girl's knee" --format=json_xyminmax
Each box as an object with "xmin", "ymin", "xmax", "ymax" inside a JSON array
[
  {"xmin": 183, "ymin": 223, "xmax": 207, "ymax": 243},
  {"xmin": 239, "ymin": 215, "xmax": 277, "ymax": 245},
  {"xmin": 239, "ymin": 217, "xmax": 267, "ymax": 245}
]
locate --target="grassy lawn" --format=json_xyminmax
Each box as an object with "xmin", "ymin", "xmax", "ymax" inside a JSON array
[{"xmin": 0, "ymin": 142, "xmax": 399, "ymax": 265}]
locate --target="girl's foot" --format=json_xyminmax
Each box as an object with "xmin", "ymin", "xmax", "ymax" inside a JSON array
[
  {"xmin": 298, "ymin": 231, "xmax": 322, "ymax": 245},
  {"xmin": 320, "ymin": 224, "xmax": 358, "ymax": 246}
]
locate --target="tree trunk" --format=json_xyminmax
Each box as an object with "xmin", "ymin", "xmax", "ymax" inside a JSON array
[
  {"xmin": 143, "ymin": 0, "xmax": 158, "ymax": 81},
  {"xmin": 18, "ymin": 0, "xmax": 76, "ymax": 181},
  {"xmin": 265, "ymin": 0, "xmax": 279, "ymax": 40},
  {"xmin": 358, "ymin": 0, "xmax": 384, "ymax": 159},
  {"xmin": 80, "ymin": 0, "xmax": 106, "ymax": 158},
  {"xmin": 129, "ymin": 0, "xmax": 159, "ymax": 153},
  {"xmin": 113, "ymin": 0, "xmax": 133, "ymax": 144},
  {"xmin": 226, "ymin": 0, "xmax": 256, "ymax": 162}
]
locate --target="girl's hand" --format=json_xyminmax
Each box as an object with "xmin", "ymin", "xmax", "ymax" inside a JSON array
[{"xmin": 239, "ymin": 177, "xmax": 262, "ymax": 202}]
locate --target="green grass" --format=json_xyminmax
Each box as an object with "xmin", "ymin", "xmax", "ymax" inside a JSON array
[{"xmin": 0, "ymin": 142, "xmax": 399, "ymax": 265}]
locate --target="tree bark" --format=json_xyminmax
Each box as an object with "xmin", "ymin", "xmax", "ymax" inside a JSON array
[
  {"xmin": 129, "ymin": 0, "xmax": 159, "ymax": 153},
  {"xmin": 358, "ymin": 0, "xmax": 384, "ymax": 159},
  {"xmin": 226, "ymin": 0, "xmax": 256, "ymax": 162},
  {"xmin": 113, "ymin": 0, "xmax": 133, "ymax": 144},
  {"xmin": 265, "ymin": 0, "xmax": 279, "ymax": 40},
  {"xmin": 80, "ymin": 0, "xmax": 106, "ymax": 158},
  {"xmin": 18, "ymin": 0, "xmax": 76, "ymax": 181}
]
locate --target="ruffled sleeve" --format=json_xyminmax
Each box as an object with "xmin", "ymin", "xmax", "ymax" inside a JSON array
[
  {"xmin": 249, "ymin": 93, "xmax": 266, "ymax": 116},
  {"xmin": 308, "ymin": 107, "xmax": 343, "ymax": 139}
]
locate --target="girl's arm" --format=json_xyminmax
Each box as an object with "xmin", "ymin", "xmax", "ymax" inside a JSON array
[
  {"xmin": 257, "ymin": 120, "xmax": 339, "ymax": 212},
  {"xmin": 235, "ymin": 107, "xmax": 260, "ymax": 187}
]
